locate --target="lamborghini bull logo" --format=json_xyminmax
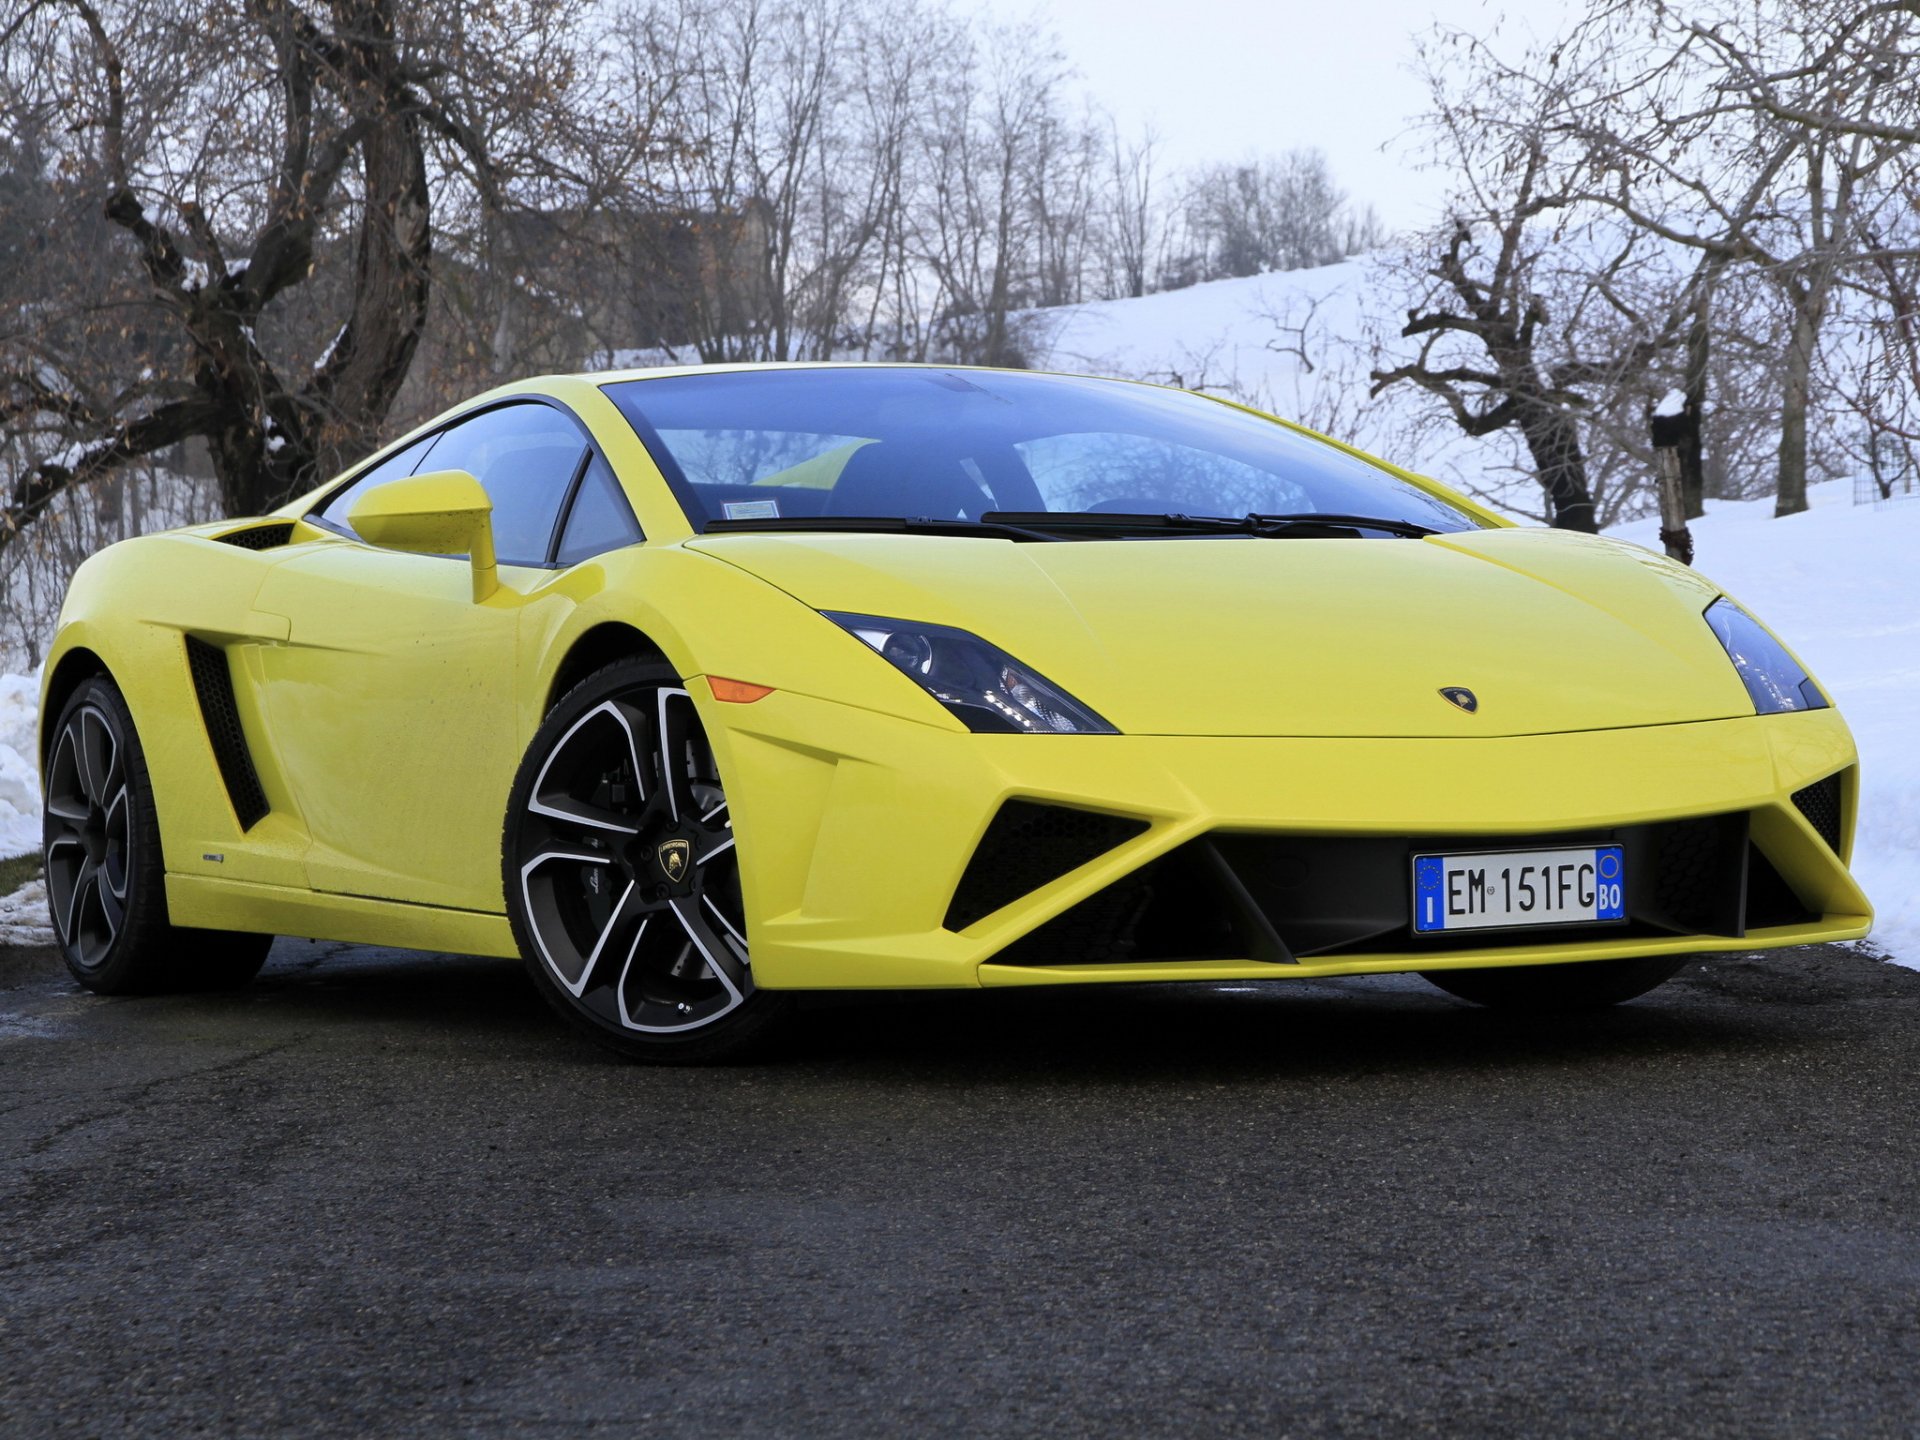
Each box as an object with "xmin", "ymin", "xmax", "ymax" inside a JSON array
[
  {"xmin": 656, "ymin": 839, "xmax": 692, "ymax": 882},
  {"xmin": 1439, "ymin": 686, "xmax": 1479, "ymax": 713}
]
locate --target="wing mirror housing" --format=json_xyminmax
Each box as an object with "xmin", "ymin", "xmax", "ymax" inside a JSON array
[{"xmin": 347, "ymin": 470, "xmax": 499, "ymax": 601}]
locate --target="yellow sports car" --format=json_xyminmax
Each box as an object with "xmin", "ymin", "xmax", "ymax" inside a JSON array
[{"xmin": 39, "ymin": 365, "xmax": 1871, "ymax": 1060}]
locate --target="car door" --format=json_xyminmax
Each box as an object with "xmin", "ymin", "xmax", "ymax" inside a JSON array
[{"xmin": 253, "ymin": 401, "xmax": 592, "ymax": 912}]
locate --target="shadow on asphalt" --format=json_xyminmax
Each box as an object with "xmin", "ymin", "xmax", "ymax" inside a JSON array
[{"xmin": 126, "ymin": 939, "xmax": 1845, "ymax": 1085}]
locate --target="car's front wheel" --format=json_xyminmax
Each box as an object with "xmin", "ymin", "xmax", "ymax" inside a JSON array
[
  {"xmin": 502, "ymin": 658, "xmax": 787, "ymax": 1063},
  {"xmin": 1421, "ymin": 954, "xmax": 1691, "ymax": 1010}
]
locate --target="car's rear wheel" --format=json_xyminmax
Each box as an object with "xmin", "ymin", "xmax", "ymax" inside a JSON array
[
  {"xmin": 43, "ymin": 676, "xmax": 273, "ymax": 993},
  {"xmin": 1421, "ymin": 954, "xmax": 1691, "ymax": 1010},
  {"xmin": 502, "ymin": 658, "xmax": 788, "ymax": 1063}
]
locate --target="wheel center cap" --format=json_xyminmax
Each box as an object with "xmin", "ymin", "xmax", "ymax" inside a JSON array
[
  {"xmin": 81, "ymin": 807, "xmax": 108, "ymax": 865},
  {"xmin": 655, "ymin": 838, "xmax": 692, "ymax": 885},
  {"xmin": 624, "ymin": 826, "xmax": 697, "ymax": 897}
]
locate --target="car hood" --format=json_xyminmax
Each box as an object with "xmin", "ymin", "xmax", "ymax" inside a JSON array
[{"xmin": 686, "ymin": 528, "xmax": 1754, "ymax": 737}]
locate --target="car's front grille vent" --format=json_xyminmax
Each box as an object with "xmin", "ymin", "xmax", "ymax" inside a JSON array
[
  {"xmin": 214, "ymin": 521, "xmax": 296, "ymax": 551},
  {"xmin": 184, "ymin": 636, "xmax": 270, "ymax": 830},
  {"xmin": 1744, "ymin": 845, "xmax": 1815, "ymax": 931},
  {"xmin": 988, "ymin": 814, "xmax": 1829, "ymax": 968},
  {"xmin": 1640, "ymin": 813, "xmax": 1750, "ymax": 937},
  {"xmin": 1791, "ymin": 773, "xmax": 1844, "ymax": 853},
  {"xmin": 944, "ymin": 800, "xmax": 1150, "ymax": 931}
]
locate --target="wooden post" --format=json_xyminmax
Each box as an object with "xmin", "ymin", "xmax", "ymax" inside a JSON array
[{"xmin": 1649, "ymin": 395, "xmax": 1695, "ymax": 566}]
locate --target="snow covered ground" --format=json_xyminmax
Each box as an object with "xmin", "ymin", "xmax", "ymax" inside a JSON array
[
  {"xmin": 0, "ymin": 672, "xmax": 53, "ymax": 945},
  {"xmin": 1613, "ymin": 482, "xmax": 1920, "ymax": 966}
]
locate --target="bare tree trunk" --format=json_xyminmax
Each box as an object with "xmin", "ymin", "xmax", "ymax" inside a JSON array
[
  {"xmin": 1680, "ymin": 271, "xmax": 1717, "ymax": 517},
  {"xmin": 1517, "ymin": 402, "xmax": 1599, "ymax": 532},
  {"xmin": 1776, "ymin": 295, "xmax": 1817, "ymax": 517}
]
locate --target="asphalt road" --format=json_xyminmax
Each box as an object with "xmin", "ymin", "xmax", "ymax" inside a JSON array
[{"xmin": 2, "ymin": 938, "xmax": 1919, "ymax": 1439}]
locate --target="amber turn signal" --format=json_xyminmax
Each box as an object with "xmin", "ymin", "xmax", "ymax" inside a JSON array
[{"xmin": 709, "ymin": 676, "xmax": 775, "ymax": 703}]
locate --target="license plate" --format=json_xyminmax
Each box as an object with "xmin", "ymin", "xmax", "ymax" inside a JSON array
[{"xmin": 1412, "ymin": 845, "xmax": 1625, "ymax": 933}]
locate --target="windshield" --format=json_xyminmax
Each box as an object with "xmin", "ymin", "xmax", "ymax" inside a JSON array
[{"xmin": 600, "ymin": 367, "xmax": 1484, "ymax": 535}]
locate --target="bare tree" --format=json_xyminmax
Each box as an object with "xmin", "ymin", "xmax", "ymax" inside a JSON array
[
  {"xmin": 1096, "ymin": 121, "xmax": 1159, "ymax": 300},
  {"xmin": 1367, "ymin": 32, "xmax": 1664, "ymax": 533},
  {"xmin": 0, "ymin": 0, "xmax": 656, "ymax": 549},
  {"xmin": 1181, "ymin": 150, "xmax": 1365, "ymax": 279},
  {"xmin": 915, "ymin": 22, "xmax": 1079, "ymax": 366},
  {"xmin": 1553, "ymin": 0, "xmax": 1920, "ymax": 515}
]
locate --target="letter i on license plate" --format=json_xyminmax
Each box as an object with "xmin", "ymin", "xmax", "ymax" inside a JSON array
[{"xmin": 1412, "ymin": 845, "xmax": 1626, "ymax": 933}]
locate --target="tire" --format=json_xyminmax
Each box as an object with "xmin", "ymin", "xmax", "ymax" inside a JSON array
[
  {"xmin": 42, "ymin": 675, "xmax": 273, "ymax": 994},
  {"xmin": 501, "ymin": 658, "xmax": 789, "ymax": 1063},
  {"xmin": 1420, "ymin": 954, "xmax": 1691, "ymax": 1011}
]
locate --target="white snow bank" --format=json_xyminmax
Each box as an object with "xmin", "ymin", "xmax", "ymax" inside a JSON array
[
  {"xmin": 0, "ymin": 878, "xmax": 53, "ymax": 947},
  {"xmin": 0, "ymin": 671, "xmax": 40, "ymax": 861},
  {"xmin": 1613, "ymin": 482, "xmax": 1920, "ymax": 967}
]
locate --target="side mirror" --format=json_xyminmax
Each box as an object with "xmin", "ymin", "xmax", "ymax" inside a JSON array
[{"xmin": 348, "ymin": 469, "xmax": 499, "ymax": 602}]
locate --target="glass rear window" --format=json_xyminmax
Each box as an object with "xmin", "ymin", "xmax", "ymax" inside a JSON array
[{"xmin": 601, "ymin": 368, "xmax": 1481, "ymax": 534}]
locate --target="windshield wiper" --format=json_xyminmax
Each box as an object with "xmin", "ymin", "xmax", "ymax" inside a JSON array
[
  {"xmin": 982, "ymin": 510, "xmax": 1440, "ymax": 539},
  {"xmin": 983, "ymin": 511, "xmax": 1241, "ymax": 536},
  {"xmin": 700, "ymin": 514, "xmax": 1066, "ymax": 542},
  {"xmin": 1245, "ymin": 511, "xmax": 1440, "ymax": 538}
]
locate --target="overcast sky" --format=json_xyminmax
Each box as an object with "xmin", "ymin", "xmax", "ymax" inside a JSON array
[{"xmin": 987, "ymin": 0, "xmax": 1574, "ymax": 230}]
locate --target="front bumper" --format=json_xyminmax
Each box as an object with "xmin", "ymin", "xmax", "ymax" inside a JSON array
[{"xmin": 693, "ymin": 680, "xmax": 1872, "ymax": 989}]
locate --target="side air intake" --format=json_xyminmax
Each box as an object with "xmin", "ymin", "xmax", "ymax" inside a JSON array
[
  {"xmin": 1791, "ymin": 773, "xmax": 1844, "ymax": 854},
  {"xmin": 184, "ymin": 636, "xmax": 270, "ymax": 830},
  {"xmin": 944, "ymin": 800, "xmax": 1150, "ymax": 931},
  {"xmin": 214, "ymin": 521, "xmax": 296, "ymax": 550}
]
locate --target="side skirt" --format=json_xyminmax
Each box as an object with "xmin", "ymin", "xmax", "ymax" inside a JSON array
[{"xmin": 166, "ymin": 874, "xmax": 519, "ymax": 959}]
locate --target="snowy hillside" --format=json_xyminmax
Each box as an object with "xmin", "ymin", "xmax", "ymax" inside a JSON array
[{"xmin": 1028, "ymin": 263, "xmax": 1532, "ymax": 516}]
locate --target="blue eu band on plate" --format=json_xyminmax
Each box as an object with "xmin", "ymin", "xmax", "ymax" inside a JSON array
[{"xmin": 1413, "ymin": 845, "xmax": 1626, "ymax": 933}]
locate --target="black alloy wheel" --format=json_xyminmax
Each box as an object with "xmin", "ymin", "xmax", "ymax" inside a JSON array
[
  {"xmin": 503, "ymin": 658, "xmax": 787, "ymax": 1062},
  {"xmin": 43, "ymin": 693, "xmax": 133, "ymax": 971}
]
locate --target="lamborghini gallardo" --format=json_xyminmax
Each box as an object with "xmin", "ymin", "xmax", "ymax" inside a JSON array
[{"xmin": 39, "ymin": 365, "xmax": 1872, "ymax": 1060}]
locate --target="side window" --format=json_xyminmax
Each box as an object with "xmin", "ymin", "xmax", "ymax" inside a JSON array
[
  {"xmin": 555, "ymin": 454, "xmax": 643, "ymax": 565},
  {"xmin": 313, "ymin": 434, "xmax": 437, "ymax": 530},
  {"xmin": 415, "ymin": 403, "xmax": 589, "ymax": 565}
]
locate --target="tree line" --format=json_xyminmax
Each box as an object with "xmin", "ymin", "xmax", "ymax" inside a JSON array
[{"xmin": 4, "ymin": 0, "xmax": 1915, "ymax": 665}]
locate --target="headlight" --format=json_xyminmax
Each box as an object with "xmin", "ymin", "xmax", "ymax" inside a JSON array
[
  {"xmin": 1704, "ymin": 598, "xmax": 1827, "ymax": 714},
  {"xmin": 825, "ymin": 612, "xmax": 1118, "ymax": 734}
]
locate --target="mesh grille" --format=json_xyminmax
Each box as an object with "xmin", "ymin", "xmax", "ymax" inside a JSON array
[
  {"xmin": 1792, "ymin": 773, "xmax": 1844, "ymax": 853},
  {"xmin": 943, "ymin": 800, "xmax": 1149, "ymax": 931},
  {"xmin": 184, "ymin": 636, "xmax": 270, "ymax": 830},
  {"xmin": 1641, "ymin": 813, "xmax": 1748, "ymax": 936},
  {"xmin": 215, "ymin": 522, "xmax": 295, "ymax": 550}
]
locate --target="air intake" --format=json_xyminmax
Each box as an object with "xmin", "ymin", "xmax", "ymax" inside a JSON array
[
  {"xmin": 184, "ymin": 636, "xmax": 270, "ymax": 830},
  {"xmin": 1791, "ymin": 773, "xmax": 1843, "ymax": 853},
  {"xmin": 944, "ymin": 800, "xmax": 1149, "ymax": 931},
  {"xmin": 214, "ymin": 522, "xmax": 295, "ymax": 551}
]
